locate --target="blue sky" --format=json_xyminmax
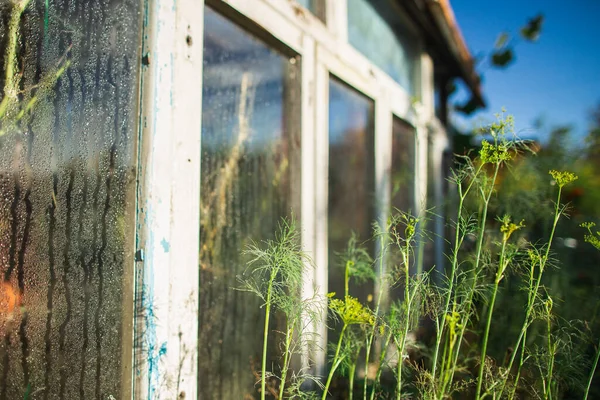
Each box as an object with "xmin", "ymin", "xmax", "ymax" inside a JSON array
[{"xmin": 450, "ymin": 0, "xmax": 600, "ymax": 144}]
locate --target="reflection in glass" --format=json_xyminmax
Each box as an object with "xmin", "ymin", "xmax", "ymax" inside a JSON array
[
  {"xmin": 391, "ymin": 117, "xmax": 416, "ymax": 214},
  {"xmin": 389, "ymin": 118, "xmax": 417, "ymax": 293},
  {"xmin": 295, "ymin": 0, "xmax": 323, "ymax": 19},
  {"xmin": 328, "ymin": 77, "xmax": 375, "ymax": 302},
  {"xmin": 199, "ymin": 7, "xmax": 299, "ymax": 399},
  {"xmin": 348, "ymin": 0, "xmax": 418, "ymax": 94},
  {"xmin": 0, "ymin": 0, "xmax": 140, "ymax": 398}
]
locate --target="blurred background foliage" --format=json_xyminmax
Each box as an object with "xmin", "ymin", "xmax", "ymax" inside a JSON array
[{"xmin": 450, "ymin": 104, "xmax": 600, "ymax": 397}]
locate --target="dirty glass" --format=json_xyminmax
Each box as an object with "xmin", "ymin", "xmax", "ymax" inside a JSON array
[
  {"xmin": 0, "ymin": 0, "xmax": 140, "ymax": 399},
  {"xmin": 199, "ymin": 6, "xmax": 300, "ymax": 399},
  {"xmin": 391, "ymin": 117, "xmax": 416, "ymax": 214},
  {"xmin": 328, "ymin": 77, "xmax": 375, "ymax": 302},
  {"xmin": 348, "ymin": 0, "xmax": 418, "ymax": 94}
]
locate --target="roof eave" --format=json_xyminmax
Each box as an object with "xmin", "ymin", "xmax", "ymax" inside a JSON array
[{"xmin": 426, "ymin": 0, "xmax": 485, "ymax": 107}]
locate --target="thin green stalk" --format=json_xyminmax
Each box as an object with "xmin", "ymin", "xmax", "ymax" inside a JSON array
[
  {"xmin": 362, "ymin": 331, "xmax": 374, "ymax": 400},
  {"xmin": 349, "ymin": 361, "xmax": 356, "ymax": 400},
  {"xmin": 439, "ymin": 331, "xmax": 450, "ymax": 390},
  {"xmin": 507, "ymin": 311, "xmax": 528, "ymax": 399},
  {"xmin": 498, "ymin": 185, "xmax": 565, "ymax": 398},
  {"xmin": 545, "ymin": 311, "xmax": 555, "ymax": 400},
  {"xmin": 322, "ymin": 325, "xmax": 348, "ymax": 400},
  {"xmin": 507, "ymin": 259, "xmax": 537, "ymax": 400},
  {"xmin": 475, "ymin": 241, "xmax": 507, "ymax": 399},
  {"xmin": 364, "ymin": 228, "xmax": 388, "ymax": 400},
  {"xmin": 394, "ymin": 305, "xmax": 416, "ymax": 400},
  {"xmin": 278, "ymin": 324, "xmax": 294, "ymax": 400},
  {"xmin": 370, "ymin": 329, "xmax": 393, "ymax": 400},
  {"xmin": 363, "ymin": 222, "xmax": 387, "ymax": 400},
  {"xmin": 432, "ymin": 165, "xmax": 483, "ymax": 385},
  {"xmin": 261, "ymin": 270, "xmax": 277, "ymax": 400},
  {"xmin": 443, "ymin": 163, "xmax": 500, "ymax": 398},
  {"xmin": 395, "ymin": 248, "xmax": 415, "ymax": 400},
  {"xmin": 396, "ymin": 342, "xmax": 403, "ymax": 400},
  {"xmin": 583, "ymin": 338, "xmax": 600, "ymax": 400},
  {"xmin": 345, "ymin": 260, "xmax": 351, "ymax": 298}
]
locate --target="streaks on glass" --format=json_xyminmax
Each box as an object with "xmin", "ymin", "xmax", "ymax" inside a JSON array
[
  {"xmin": 0, "ymin": 0, "xmax": 140, "ymax": 398},
  {"xmin": 328, "ymin": 77, "xmax": 375, "ymax": 301},
  {"xmin": 391, "ymin": 117, "xmax": 416, "ymax": 214},
  {"xmin": 199, "ymin": 6, "xmax": 298, "ymax": 400}
]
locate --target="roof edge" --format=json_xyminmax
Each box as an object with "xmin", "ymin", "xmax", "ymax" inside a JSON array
[{"xmin": 426, "ymin": 0, "xmax": 485, "ymax": 107}]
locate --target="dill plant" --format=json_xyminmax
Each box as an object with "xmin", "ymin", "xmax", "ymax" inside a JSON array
[
  {"xmin": 239, "ymin": 112, "xmax": 600, "ymax": 400},
  {"xmin": 322, "ymin": 235, "xmax": 374, "ymax": 400},
  {"xmin": 362, "ymin": 219, "xmax": 393, "ymax": 400},
  {"xmin": 474, "ymin": 215, "xmax": 524, "ymax": 397},
  {"xmin": 239, "ymin": 218, "xmax": 313, "ymax": 400},
  {"xmin": 324, "ymin": 294, "xmax": 375, "ymax": 400},
  {"xmin": 386, "ymin": 213, "xmax": 430, "ymax": 398},
  {"xmin": 430, "ymin": 112, "xmax": 520, "ymax": 399},
  {"xmin": 580, "ymin": 221, "xmax": 600, "ymax": 400},
  {"xmin": 493, "ymin": 169, "xmax": 579, "ymax": 399}
]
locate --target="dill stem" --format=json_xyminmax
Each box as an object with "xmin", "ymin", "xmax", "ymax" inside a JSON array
[
  {"xmin": 349, "ymin": 361, "xmax": 356, "ymax": 400},
  {"xmin": 432, "ymin": 164, "xmax": 483, "ymax": 389},
  {"xmin": 278, "ymin": 324, "xmax": 294, "ymax": 400},
  {"xmin": 262, "ymin": 270, "xmax": 277, "ymax": 400},
  {"xmin": 545, "ymin": 315, "xmax": 554, "ymax": 400},
  {"xmin": 322, "ymin": 324, "xmax": 348, "ymax": 400},
  {"xmin": 445, "ymin": 163, "xmax": 499, "ymax": 398},
  {"xmin": 583, "ymin": 337, "xmax": 600, "ymax": 400},
  {"xmin": 370, "ymin": 330, "xmax": 393, "ymax": 400},
  {"xmin": 498, "ymin": 187, "xmax": 564, "ymax": 398},
  {"xmin": 476, "ymin": 240, "xmax": 507, "ymax": 399},
  {"xmin": 364, "ymin": 229, "xmax": 388, "ymax": 400},
  {"xmin": 395, "ymin": 247, "xmax": 414, "ymax": 400}
]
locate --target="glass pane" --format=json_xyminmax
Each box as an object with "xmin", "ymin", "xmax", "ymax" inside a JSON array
[
  {"xmin": 348, "ymin": 0, "xmax": 418, "ymax": 94},
  {"xmin": 391, "ymin": 117, "xmax": 416, "ymax": 214},
  {"xmin": 389, "ymin": 118, "xmax": 417, "ymax": 286},
  {"xmin": 328, "ymin": 77, "xmax": 375, "ymax": 301},
  {"xmin": 296, "ymin": 0, "xmax": 314, "ymax": 11},
  {"xmin": 0, "ymin": 0, "xmax": 140, "ymax": 398},
  {"xmin": 199, "ymin": 7, "xmax": 300, "ymax": 399}
]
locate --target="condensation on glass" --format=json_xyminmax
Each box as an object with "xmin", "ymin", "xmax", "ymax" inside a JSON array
[
  {"xmin": 0, "ymin": 0, "xmax": 140, "ymax": 399},
  {"xmin": 328, "ymin": 77, "xmax": 375, "ymax": 302},
  {"xmin": 199, "ymin": 6, "xmax": 300, "ymax": 399},
  {"xmin": 347, "ymin": 0, "xmax": 419, "ymax": 94},
  {"xmin": 391, "ymin": 117, "xmax": 416, "ymax": 214}
]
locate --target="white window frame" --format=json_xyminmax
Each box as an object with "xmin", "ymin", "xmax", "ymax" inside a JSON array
[{"xmin": 134, "ymin": 0, "xmax": 435, "ymax": 397}]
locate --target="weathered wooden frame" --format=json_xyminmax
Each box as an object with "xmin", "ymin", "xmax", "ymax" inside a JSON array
[{"xmin": 133, "ymin": 0, "xmax": 438, "ymax": 397}]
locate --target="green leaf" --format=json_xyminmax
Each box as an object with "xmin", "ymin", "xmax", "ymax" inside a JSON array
[
  {"xmin": 491, "ymin": 48, "xmax": 515, "ymax": 68},
  {"xmin": 520, "ymin": 14, "xmax": 544, "ymax": 41}
]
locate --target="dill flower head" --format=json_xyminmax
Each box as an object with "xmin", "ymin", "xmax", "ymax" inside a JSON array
[
  {"xmin": 549, "ymin": 170, "xmax": 578, "ymax": 188},
  {"xmin": 479, "ymin": 140, "xmax": 513, "ymax": 164},
  {"xmin": 328, "ymin": 293, "xmax": 375, "ymax": 326},
  {"xmin": 580, "ymin": 222, "xmax": 600, "ymax": 250},
  {"xmin": 499, "ymin": 215, "xmax": 525, "ymax": 243}
]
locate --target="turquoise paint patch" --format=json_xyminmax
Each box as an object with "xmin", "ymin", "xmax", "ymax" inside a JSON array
[{"xmin": 160, "ymin": 238, "xmax": 170, "ymax": 253}]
